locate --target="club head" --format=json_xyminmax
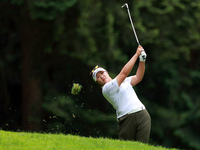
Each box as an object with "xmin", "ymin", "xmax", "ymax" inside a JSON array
[{"xmin": 121, "ymin": 3, "xmax": 128, "ymax": 8}]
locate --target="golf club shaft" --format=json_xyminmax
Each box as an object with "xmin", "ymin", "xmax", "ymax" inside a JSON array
[{"xmin": 122, "ymin": 3, "xmax": 140, "ymax": 45}]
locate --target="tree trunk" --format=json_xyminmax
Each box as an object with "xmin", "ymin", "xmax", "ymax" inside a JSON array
[{"xmin": 21, "ymin": 6, "xmax": 42, "ymax": 132}]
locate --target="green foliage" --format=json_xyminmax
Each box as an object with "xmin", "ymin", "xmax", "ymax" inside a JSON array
[
  {"xmin": 75, "ymin": 1, "xmax": 129, "ymax": 67},
  {"xmin": 0, "ymin": 130, "xmax": 179, "ymax": 150},
  {"xmin": 3, "ymin": 0, "xmax": 24, "ymax": 5},
  {"xmin": 42, "ymin": 95, "xmax": 117, "ymax": 137},
  {"xmin": 29, "ymin": 0, "xmax": 77, "ymax": 20}
]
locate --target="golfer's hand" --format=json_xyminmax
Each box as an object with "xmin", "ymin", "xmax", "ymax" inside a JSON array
[
  {"xmin": 136, "ymin": 45, "xmax": 144, "ymax": 56},
  {"xmin": 138, "ymin": 46, "xmax": 147, "ymax": 62},
  {"xmin": 139, "ymin": 51, "xmax": 147, "ymax": 62}
]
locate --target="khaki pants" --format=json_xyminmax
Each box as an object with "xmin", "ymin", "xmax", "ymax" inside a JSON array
[{"xmin": 118, "ymin": 109, "xmax": 151, "ymax": 143}]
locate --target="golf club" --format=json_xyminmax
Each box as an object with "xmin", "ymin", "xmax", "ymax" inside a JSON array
[
  {"xmin": 122, "ymin": 3, "xmax": 140, "ymax": 46},
  {"xmin": 122, "ymin": 3, "xmax": 146, "ymax": 61}
]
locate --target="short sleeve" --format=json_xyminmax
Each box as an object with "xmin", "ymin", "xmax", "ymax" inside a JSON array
[{"xmin": 124, "ymin": 76, "xmax": 132, "ymax": 84}]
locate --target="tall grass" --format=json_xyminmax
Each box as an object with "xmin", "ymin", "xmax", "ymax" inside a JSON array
[{"xmin": 0, "ymin": 130, "xmax": 178, "ymax": 150}]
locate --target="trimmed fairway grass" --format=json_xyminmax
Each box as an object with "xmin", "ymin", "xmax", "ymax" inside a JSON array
[{"xmin": 0, "ymin": 130, "xmax": 178, "ymax": 150}]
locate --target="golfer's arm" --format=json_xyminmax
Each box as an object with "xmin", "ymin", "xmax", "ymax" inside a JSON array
[
  {"xmin": 131, "ymin": 61, "xmax": 145, "ymax": 86},
  {"xmin": 116, "ymin": 53, "xmax": 139, "ymax": 86}
]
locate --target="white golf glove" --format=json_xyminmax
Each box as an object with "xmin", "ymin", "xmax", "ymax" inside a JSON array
[{"xmin": 139, "ymin": 51, "xmax": 147, "ymax": 62}]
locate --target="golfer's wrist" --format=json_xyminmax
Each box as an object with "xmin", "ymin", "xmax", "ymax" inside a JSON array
[{"xmin": 135, "ymin": 53, "xmax": 140, "ymax": 58}]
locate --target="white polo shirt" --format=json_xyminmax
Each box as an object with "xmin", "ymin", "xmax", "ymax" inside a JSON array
[{"xmin": 102, "ymin": 77, "xmax": 145, "ymax": 119}]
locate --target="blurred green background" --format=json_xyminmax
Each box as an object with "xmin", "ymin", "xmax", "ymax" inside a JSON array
[{"xmin": 1, "ymin": 0, "xmax": 200, "ymax": 149}]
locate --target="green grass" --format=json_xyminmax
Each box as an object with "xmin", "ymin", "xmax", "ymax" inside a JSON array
[{"xmin": 0, "ymin": 130, "xmax": 178, "ymax": 150}]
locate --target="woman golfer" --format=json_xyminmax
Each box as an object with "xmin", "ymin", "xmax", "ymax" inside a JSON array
[{"xmin": 90, "ymin": 45, "xmax": 151, "ymax": 143}]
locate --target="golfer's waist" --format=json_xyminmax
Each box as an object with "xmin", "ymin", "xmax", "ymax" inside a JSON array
[
  {"xmin": 128, "ymin": 106, "xmax": 145, "ymax": 114},
  {"xmin": 118, "ymin": 106, "xmax": 145, "ymax": 121}
]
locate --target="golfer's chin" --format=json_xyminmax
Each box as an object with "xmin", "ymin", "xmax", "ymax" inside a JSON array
[{"xmin": 98, "ymin": 79, "xmax": 110, "ymax": 86}]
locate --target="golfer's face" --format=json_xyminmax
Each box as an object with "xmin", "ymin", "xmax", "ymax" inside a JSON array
[{"xmin": 96, "ymin": 71, "xmax": 110, "ymax": 85}]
